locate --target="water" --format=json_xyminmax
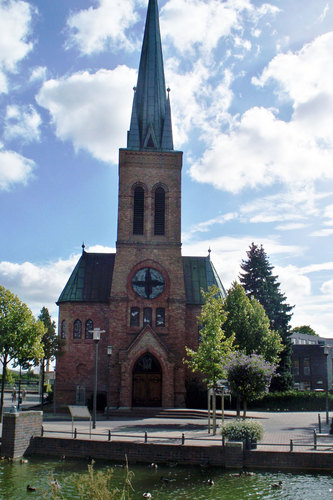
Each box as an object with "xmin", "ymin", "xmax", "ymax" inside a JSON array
[{"xmin": 1, "ymin": 457, "xmax": 333, "ymax": 499}]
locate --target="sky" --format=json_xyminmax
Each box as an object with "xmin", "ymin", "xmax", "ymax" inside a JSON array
[{"xmin": 0, "ymin": 0, "xmax": 333, "ymax": 337}]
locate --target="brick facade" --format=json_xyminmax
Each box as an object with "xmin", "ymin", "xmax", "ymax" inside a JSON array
[{"xmin": 56, "ymin": 147, "xmax": 203, "ymax": 409}]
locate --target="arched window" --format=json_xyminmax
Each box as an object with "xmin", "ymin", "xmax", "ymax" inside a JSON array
[
  {"xmin": 143, "ymin": 307, "xmax": 152, "ymax": 326},
  {"xmin": 154, "ymin": 187, "xmax": 165, "ymax": 235},
  {"xmin": 73, "ymin": 319, "xmax": 82, "ymax": 339},
  {"xmin": 60, "ymin": 320, "xmax": 66, "ymax": 339},
  {"xmin": 156, "ymin": 308, "xmax": 165, "ymax": 327},
  {"xmin": 133, "ymin": 186, "xmax": 144, "ymax": 235},
  {"xmin": 130, "ymin": 307, "xmax": 140, "ymax": 327},
  {"xmin": 85, "ymin": 319, "xmax": 93, "ymax": 339}
]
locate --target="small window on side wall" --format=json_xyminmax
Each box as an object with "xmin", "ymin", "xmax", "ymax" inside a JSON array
[
  {"xmin": 156, "ymin": 308, "xmax": 165, "ymax": 327},
  {"xmin": 143, "ymin": 307, "xmax": 152, "ymax": 326},
  {"xmin": 130, "ymin": 307, "xmax": 140, "ymax": 327},
  {"xmin": 73, "ymin": 319, "xmax": 82, "ymax": 339},
  {"xmin": 85, "ymin": 319, "xmax": 93, "ymax": 339},
  {"xmin": 60, "ymin": 320, "xmax": 66, "ymax": 339}
]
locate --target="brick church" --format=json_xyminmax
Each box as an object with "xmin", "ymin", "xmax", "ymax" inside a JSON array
[{"xmin": 56, "ymin": 0, "xmax": 226, "ymax": 409}]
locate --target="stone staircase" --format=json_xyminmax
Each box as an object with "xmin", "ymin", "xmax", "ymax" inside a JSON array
[{"xmin": 106, "ymin": 408, "xmax": 212, "ymax": 419}]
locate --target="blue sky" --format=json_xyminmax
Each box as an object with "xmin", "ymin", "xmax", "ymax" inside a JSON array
[{"xmin": 1, "ymin": 0, "xmax": 333, "ymax": 336}]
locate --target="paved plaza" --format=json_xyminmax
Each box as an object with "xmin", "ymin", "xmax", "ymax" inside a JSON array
[{"xmin": 38, "ymin": 410, "xmax": 333, "ymax": 453}]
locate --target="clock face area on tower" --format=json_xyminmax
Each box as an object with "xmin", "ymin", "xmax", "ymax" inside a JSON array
[{"xmin": 131, "ymin": 267, "xmax": 165, "ymax": 299}]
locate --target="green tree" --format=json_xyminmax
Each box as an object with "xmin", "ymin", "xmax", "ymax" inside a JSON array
[
  {"xmin": 184, "ymin": 286, "xmax": 235, "ymax": 388},
  {"xmin": 240, "ymin": 243, "xmax": 294, "ymax": 391},
  {"xmin": 184, "ymin": 286, "xmax": 235, "ymax": 433},
  {"xmin": 291, "ymin": 325, "xmax": 318, "ymax": 337},
  {"xmin": 223, "ymin": 282, "xmax": 283, "ymax": 364},
  {"xmin": 38, "ymin": 307, "xmax": 64, "ymax": 406},
  {"xmin": 0, "ymin": 286, "xmax": 44, "ymax": 419},
  {"xmin": 226, "ymin": 352, "xmax": 276, "ymax": 418}
]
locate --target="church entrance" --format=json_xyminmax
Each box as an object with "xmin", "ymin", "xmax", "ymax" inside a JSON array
[{"xmin": 132, "ymin": 353, "xmax": 162, "ymax": 407}]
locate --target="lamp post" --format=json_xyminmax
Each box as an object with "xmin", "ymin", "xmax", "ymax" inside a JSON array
[
  {"xmin": 17, "ymin": 364, "xmax": 22, "ymax": 411},
  {"xmin": 53, "ymin": 367, "xmax": 57, "ymax": 416},
  {"xmin": 324, "ymin": 346, "xmax": 330, "ymax": 425},
  {"xmin": 89, "ymin": 327, "xmax": 105, "ymax": 429},
  {"xmin": 107, "ymin": 346, "xmax": 113, "ymax": 419}
]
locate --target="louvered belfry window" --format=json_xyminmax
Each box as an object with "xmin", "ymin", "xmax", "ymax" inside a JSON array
[
  {"xmin": 154, "ymin": 187, "xmax": 165, "ymax": 235},
  {"xmin": 133, "ymin": 186, "xmax": 144, "ymax": 235}
]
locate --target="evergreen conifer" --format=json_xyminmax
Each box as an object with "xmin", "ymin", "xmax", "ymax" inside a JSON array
[{"xmin": 239, "ymin": 243, "xmax": 294, "ymax": 390}]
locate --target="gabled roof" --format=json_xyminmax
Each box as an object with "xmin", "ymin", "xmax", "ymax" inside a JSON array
[
  {"xmin": 58, "ymin": 253, "xmax": 225, "ymax": 305},
  {"xmin": 57, "ymin": 251, "xmax": 115, "ymax": 304}
]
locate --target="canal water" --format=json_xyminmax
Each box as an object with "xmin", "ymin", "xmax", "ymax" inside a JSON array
[{"xmin": 0, "ymin": 457, "xmax": 333, "ymax": 499}]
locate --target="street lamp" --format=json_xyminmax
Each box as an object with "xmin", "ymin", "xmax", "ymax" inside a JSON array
[
  {"xmin": 106, "ymin": 346, "xmax": 113, "ymax": 419},
  {"xmin": 53, "ymin": 367, "xmax": 57, "ymax": 416},
  {"xmin": 324, "ymin": 346, "xmax": 330, "ymax": 425},
  {"xmin": 89, "ymin": 327, "xmax": 105, "ymax": 429}
]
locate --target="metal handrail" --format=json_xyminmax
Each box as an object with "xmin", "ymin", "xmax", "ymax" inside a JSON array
[{"xmin": 40, "ymin": 427, "xmax": 323, "ymax": 452}]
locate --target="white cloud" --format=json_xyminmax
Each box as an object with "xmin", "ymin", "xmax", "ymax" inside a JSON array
[
  {"xmin": 66, "ymin": 0, "xmax": 142, "ymax": 55},
  {"xmin": 311, "ymin": 228, "xmax": 333, "ymax": 237},
  {"xmin": 0, "ymin": 147, "xmax": 35, "ymax": 190},
  {"xmin": 275, "ymin": 223, "xmax": 309, "ymax": 231},
  {"xmin": 4, "ymin": 105, "xmax": 42, "ymax": 143},
  {"xmin": 0, "ymin": 245, "xmax": 115, "ymax": 320},
  {"xmin": 321, "ymin": 278, "xmax": 333, "ymax": 296},
  {"xmin": 190, "ymin": 32, "xmax": 333, "ymax": 192},
  {"xmin": 0, "ymin": 0, "xmax": 34, "ymax": 93},
  {"xmin": 36, "ymin": 66, "xmax": 137, "ymax": 164},
  {"xmin": 30, "ymin": 66, "xmax": 47, "ymax": 83},
  {"xmin": 0, "ymin": 257, "xmax": 76, "ymax": 319},
  {"xmin": 183, "ymin": 234, "xmax": 300, "ymax": 290},
  {"xmin": 161, "ymin": 0, "xmax": 239, "ymax": 56}
]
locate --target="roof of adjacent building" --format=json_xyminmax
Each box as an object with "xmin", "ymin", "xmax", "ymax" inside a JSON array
[{"xmin": 57, "ymin": 252, "xmax": 225, "ymax": 305}]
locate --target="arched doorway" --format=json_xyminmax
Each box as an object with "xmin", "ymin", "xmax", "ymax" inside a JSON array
[{"xmin": 132, "ymin": 353, "xmax": 162, "ymax": 407}]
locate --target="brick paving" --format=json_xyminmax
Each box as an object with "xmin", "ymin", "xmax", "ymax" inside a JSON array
[{"xmin": 37, "ymin": 410, "xmax": 333, "ymax": 452}]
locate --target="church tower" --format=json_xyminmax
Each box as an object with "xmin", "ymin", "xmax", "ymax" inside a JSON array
[
  {"xmin": 111, "ymin": 0, "xmax": 186, "ymax": 407},
  {"xmin": 56, "ymin": 0, "xmax": 225, "ymax": 411}
]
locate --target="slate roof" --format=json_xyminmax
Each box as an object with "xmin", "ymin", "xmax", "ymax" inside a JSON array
[
  {"xmin": 57, "ymin": 251, "xmax": 115, "ymax": 304},
  {"xmin": 57, "ymin": 252, "xmax": 225, "ymax": 305},
  {"xmin": 182, "ymin": 256, "xmax": 226, "ymax": 305}
]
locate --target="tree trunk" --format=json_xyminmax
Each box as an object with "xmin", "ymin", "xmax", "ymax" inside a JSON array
[
  {"xmin": 236, "ymin": 395, "xmax": 241, "ymax": 418},
  {"xmin": 243, "ymin": 399, "xmax": 247, "ymax": 419},
  {"xmin": 0, "ymin": 355, "xmax": 8, "ymax": 422}
]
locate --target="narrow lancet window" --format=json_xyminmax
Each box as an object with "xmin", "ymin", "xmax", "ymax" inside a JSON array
[
  {"xmin": 133, "ymin": 186, "xmax": 144, "ymax": 235},
  {"xmin": 154, "ymin": 187, "xmax": 165, "ymax": 235},
  {"xmin": 85, "ymin": 319, "xmax": 93, "ymax": 339},
  {"xmin": 73, "ymin": 319, "xmax": 82, "ymax": 339}
]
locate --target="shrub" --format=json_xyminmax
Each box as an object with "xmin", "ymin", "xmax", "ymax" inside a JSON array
[
  {"xmin": 249, "ymin": 390, "xmax": 333, "ymax": 411},
  {"xmin": 221, "ymin": 419, "xmax": 264, "ymax": 442}
]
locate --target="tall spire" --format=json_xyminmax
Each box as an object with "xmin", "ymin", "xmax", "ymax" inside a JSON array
[{"xmin": 127, "ymin": 0, "xmax": 173, "ymax": 151}]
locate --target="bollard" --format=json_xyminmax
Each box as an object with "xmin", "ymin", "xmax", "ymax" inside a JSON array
[
  {"xmin": 144, "ymin": 431, "xmax": 148, "ymax": 443},
  {"xmin": 181, "ymin": 433, "xmax": 185, "ymax": 445},
  {"xmin": 222, "ymin": 435, "xmax": 225, "ymax": 447},
  {"xmin": 108, "ymin": 430, "xmax": 111, "ymax": 441},
  {"xmin": 318, "ymin": 414, "xmax": 322, "ymax": 434},
  {"xmin": 330, "ymin": 417, "xmax": 333, "ymax": 435},
  {"xmin": 41, "ymin": 425, "xmax": 44, "ymax": 437},
  {"xmin": 74, "ymin": 428, "xmax": 77, "ymax": 439},
  {"xmin": 290, "ymin": 439, "xmax": 293, "ymax": 452},
  {"xmin": 314, "ymin": 430, "xmax": 317, "ymax": 450}
]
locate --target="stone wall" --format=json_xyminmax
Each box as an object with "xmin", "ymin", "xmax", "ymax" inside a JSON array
[
  {"xmin": 1, "ymin": 411, "xmax": 43, "ymax": 459},
  {"xmin": 25, "ymin": 436, "xmax": 333, "ymax": 470}
]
